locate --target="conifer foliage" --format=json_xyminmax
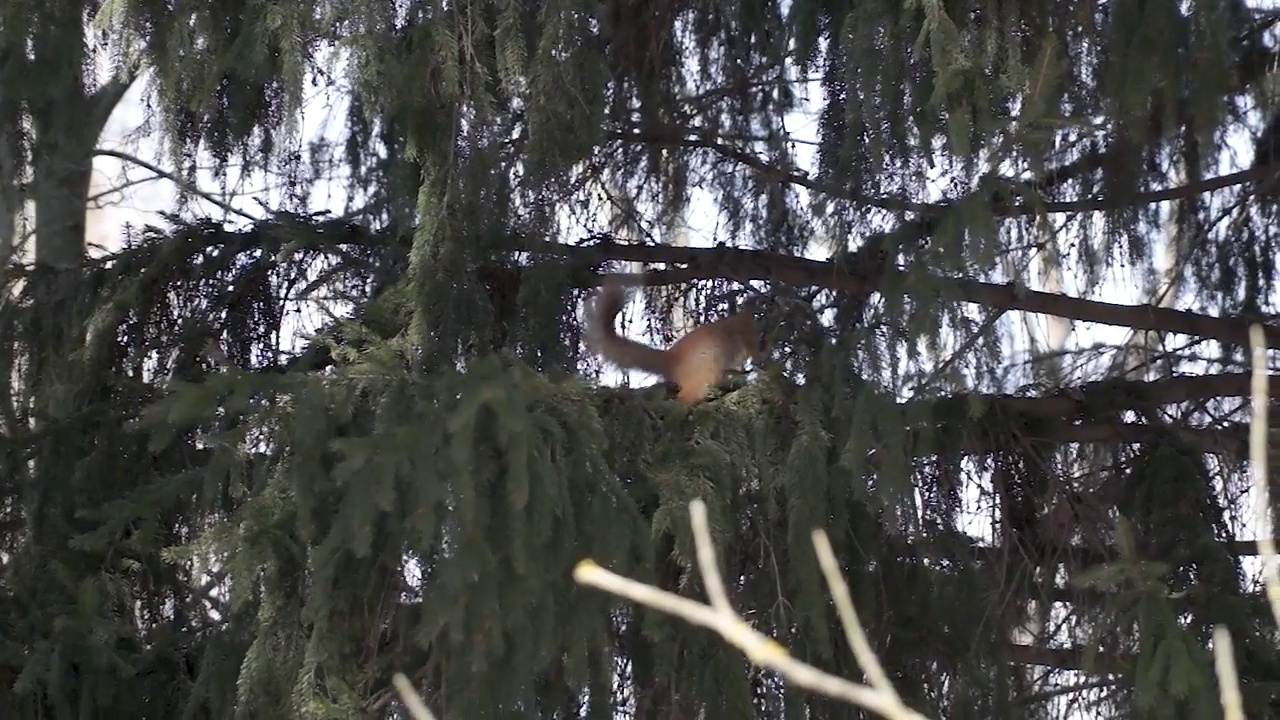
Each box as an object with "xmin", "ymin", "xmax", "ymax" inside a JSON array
[{"xmin": 2, "ymin": 0, "xmax": 1280, "ymax": 718}]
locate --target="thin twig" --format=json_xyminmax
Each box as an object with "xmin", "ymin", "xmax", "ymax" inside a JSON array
[{"xmin": 93, "ymin": 148, "xmax": 260, "ymax": 223}]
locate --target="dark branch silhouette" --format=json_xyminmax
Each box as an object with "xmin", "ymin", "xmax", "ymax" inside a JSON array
[{"xmin": 526, "ymin": 239, "xmax": 1280, "ymax": 350}]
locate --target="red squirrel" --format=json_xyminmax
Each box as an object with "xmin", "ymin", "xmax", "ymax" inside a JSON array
[{"xmin": 585, "ymin": 277, "xmax": 759, "ymax": 403}]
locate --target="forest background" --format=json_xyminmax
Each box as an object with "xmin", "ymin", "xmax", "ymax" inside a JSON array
[{"xmin": 3, "ymin": 0, "xmax": 1280, "ymax": 717}]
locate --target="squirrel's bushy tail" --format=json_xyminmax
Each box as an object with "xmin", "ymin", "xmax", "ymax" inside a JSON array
[{"xmin": 584, "ymin": 280, "xmax": 672, "ymax": 378}]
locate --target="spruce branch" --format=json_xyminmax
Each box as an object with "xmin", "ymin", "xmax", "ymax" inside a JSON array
[
  {"xmin": 574, "ymin": 499, "xmax": 930, "ymax": 720},
  {"xmin": 528, "ymin": 241, "xmax": 1280, "ymax": 350},
  {"xmin": 87, "ymin": 219, "xmax": 1280, "ymax": 356},
  {"xmin": 616, "ymin": 125, "xmax": 1280, "ymax": 219}
]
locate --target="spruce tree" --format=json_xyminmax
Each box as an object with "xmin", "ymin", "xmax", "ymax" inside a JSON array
[{"xmin": 1, "ymin": 0, "xmax": 1280, "ymax": 718}]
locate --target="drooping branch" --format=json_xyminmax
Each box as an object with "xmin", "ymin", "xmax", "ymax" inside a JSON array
[
  {"xmin": 863, "ymin": 372, "xmax": 1267, "ymax": 458},
  {"xmin": 614, "ymin": 25, "xmax": 1280, "ymax": 225},
  {"xmin": 612, "ymin": 37, "xmax": 1280, "ymax": 333},
  {"xmin": 890, "ymin": 374, "xmax": 1262, "ymax": 457},
  {"xmin": 913, "ymin": 419, "xmax": 1244, "ymax": 457},
  {"xmin": 617, "ymin": 125, "xmax": 1280, "ymax": 220},
  {"xmin": 918, "ymin": 372, "xmax": 1280, "ymax": 420}
]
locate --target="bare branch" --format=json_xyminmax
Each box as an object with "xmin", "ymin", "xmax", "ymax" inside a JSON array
[
  {"xmin": 92, "ymin": 148, "xmax": 260, "ymax": 223},
  {"xmin": 575, "ymin": 500, "xmax": 931, "ymax": 719},
  {"xmin": 1211, "ymin": 323, "xmax": 1278, "ymax": 720},
  {"xmin": 1214, "ymin": 627, "xmax": 1245, "ymax": 720},
  {"xmin": 688, "ymin": 501, "xmax": 734, "ymax": 615},
  {"xmin": 391, "ymin": 673, "xmax": 439, "ymax": 720},
  {"xmin": 1249, "ymin": 325, "xmax": 1280, "ymax": 626},
  {"xmin": 812, "ymin": 530, "xmax": 901, "ymax": 699}
]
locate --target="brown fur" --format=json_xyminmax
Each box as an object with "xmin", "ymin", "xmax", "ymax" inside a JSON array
[{"xmin": 585, "ymin": 278, "xmax": 759, "ymax": 403}]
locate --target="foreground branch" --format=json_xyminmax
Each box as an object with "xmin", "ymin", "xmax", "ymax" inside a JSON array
[
  {"xmin": 575, "ymin": 500, "xmax": 930, "ymax": 719},
  {"xmin": 1212, "ymin": 325, "xmax": 1280, "ymax": 720},
  {"xmin": 1248, "ymin": 326, "xmax": 1280, "ymax": 627}
]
